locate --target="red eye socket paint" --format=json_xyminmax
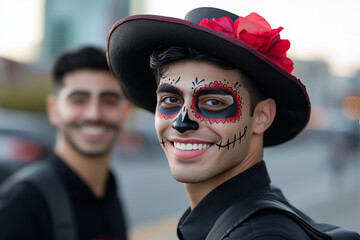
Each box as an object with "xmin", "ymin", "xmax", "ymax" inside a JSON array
[
  {"xmin": 156, "ymin": 111, "xmax": 178, "ymax": 120},
  {"xmin": 191, "ymin": 81, "xmax": 241, "ymax": 124}
]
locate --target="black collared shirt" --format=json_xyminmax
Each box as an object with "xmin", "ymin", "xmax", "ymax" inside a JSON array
[
  {"xmin": 177, "ymin": 161, "xmax": 309, "ymax": 240},
  {"xmin": 54, "ymin": 155, "xmax": 127, "ymax": 240},
  {"xmin": 0, "ymin": 155, "xmax": 127, "ymax": 240}
]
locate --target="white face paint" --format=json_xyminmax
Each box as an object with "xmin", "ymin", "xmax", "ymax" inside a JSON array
[{"xmin": 155, "ymin": 60, "xmax": 254, "ymax": 184}]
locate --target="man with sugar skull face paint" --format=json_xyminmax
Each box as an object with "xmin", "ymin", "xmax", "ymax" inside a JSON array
[
  {"xmin": 107, "ymin": 7, "xmax": 359, "ymax": 240},
  {"xmin": 154, "ymin": 59, "xmax": 256, "ymax": 186}
]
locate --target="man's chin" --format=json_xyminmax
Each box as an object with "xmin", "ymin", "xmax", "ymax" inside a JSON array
[
  {"xmin": 71, "ymin": 145, "xmax": 112, "ymax": 159},
  {"xmin": 64, "ymin": 135, "xmax": 114, "ymax": 158},
  {"xmin": 77, "ymin": 146, "xmax": 112, "ymax": 157},
  {"xmin": 170, "ymin": 170, "xmax": 208, "ymax": 184}
]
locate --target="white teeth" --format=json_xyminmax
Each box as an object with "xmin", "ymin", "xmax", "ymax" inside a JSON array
[
  {"xmin": 81, "ymin": 127, "xmax": 105, "ymax": 135},
  {"xmin": 173, "ymin": 142, "xmax": 210, "ymax": 151},
  {"xmin": 180, "ymin": 143, "xmax": 186, "ymax": 150}
]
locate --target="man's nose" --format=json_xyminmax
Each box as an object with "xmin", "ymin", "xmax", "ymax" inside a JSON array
[
  {"xmin": 172, "ymin": 106, "xmax": 199, "ymax": 133},
  {"xmin": 84, "ymin": 101, "xmax": 101, "ymax": 120}
]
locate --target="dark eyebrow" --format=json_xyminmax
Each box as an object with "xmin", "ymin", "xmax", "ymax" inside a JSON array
[
  {"xmin": 156, "ymin": 83, "xmax": 181, "ymax": 95},
  {"xmin": 197, "ymin": 87, "xmax": 233, "ymax": 96},
  {"xmin": 100, "ymin": 91, "xmax": 122, "ymax": 100},
  {"xmin": 67, "ymin": 90, "xmax": 90, "ymax": 99},
  {"xmin": 66, "ymin": 90, "xmax": 122, "ymax": 100}
]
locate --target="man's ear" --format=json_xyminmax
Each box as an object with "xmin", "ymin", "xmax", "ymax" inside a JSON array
[
  {"xmin": 252, "ymin": 98, "xmax": 276, "ymax": 134},
  {"xmin": 46, "ymin": 94, "xmax": 58, "ymax": 126}
]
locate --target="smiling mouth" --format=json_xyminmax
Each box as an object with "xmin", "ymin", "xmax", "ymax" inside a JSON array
[
  {"xmin": 80, "ymin": 126, "xmax": 106, "ymax": 135},
  {"xmin": 172, "ymin": 142, "xmax": 212, "ymax": 151}
]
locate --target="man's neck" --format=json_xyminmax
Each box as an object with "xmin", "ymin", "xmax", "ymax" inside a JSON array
[
  {"xmin": 55, "ymin": 141, "xmax": 111, "ymax": 198},
  {"xmin": 185, "ymin": 135, "xmax": 263, "ymax": 210},
  {"xmin": 184, "ymin": 158, "xmax": 260, "ymax": 210}
]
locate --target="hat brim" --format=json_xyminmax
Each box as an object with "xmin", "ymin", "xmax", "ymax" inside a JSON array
[{"xmin": 107, "ymin": 14, "xmax": 310, "ymax": 146}]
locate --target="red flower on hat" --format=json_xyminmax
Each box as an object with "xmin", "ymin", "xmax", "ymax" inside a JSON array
[
  {"xmin": 199, "ymin": 16, "xmax": 236, "ymax": 38},
  {"xmin": 200, "ymin": 13, "xmax": 294, "ymax": 73}
]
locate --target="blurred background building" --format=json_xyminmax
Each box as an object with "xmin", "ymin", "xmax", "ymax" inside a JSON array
[
  {"xmin": 0, "ymin": 0, "xmax": 359, "ymax": 239},
  {"xmin": 41, "ymin": 0, "xmax": 129, "ymax": 62}
]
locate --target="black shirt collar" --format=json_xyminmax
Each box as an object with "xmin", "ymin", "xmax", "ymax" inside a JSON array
[
  {"xmin": 51, "ymin": 154, "xmax": 117, "ymax": 202},
  {"xmin": 177, "ymin": 161, "xmax": 271, "ymax": 240}
]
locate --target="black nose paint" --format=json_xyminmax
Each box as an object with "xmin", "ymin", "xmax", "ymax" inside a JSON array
[{"xmin": 172, "ymin": 107, "xmax": 199, "ymax": 133}]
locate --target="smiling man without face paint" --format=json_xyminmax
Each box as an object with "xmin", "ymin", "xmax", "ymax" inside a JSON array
[
  {"xmin": 107, "ymin": 6, "xmax": 359, "ymax": 240},
  {"xmin": 0, "ymin": 46, "xmax": 129, "ymax": 240}
]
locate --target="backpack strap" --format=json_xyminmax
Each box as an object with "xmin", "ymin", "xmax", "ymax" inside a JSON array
[
  {"xmin": 0, "ymin": 161, "xmax": 77, "ymax": 240},
  {"xmin": 206, "ymin": 188, "xmax": 359, "ymax": 240}
]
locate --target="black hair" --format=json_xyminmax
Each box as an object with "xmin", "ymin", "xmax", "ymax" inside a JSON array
[
  {"xmin": 150, "ymin": 46, "xmax": 241, "ymax": 83},
  {"xmin": 52, "ymin": 46, "xmax": 109, "ymax": 92},
  {"xmin": 150, "ymin": 46, "xmax": 263, "ymax": 115}
]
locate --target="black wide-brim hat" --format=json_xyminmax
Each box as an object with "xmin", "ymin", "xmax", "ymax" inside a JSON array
[{"xmin": 107, "ymin": 7, "xmax": 311, "ymax": 146}]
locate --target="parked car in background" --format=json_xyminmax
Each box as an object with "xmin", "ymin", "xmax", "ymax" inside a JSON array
[{"xmin": 0, "ymin": 128, "xmax": 52, "ymax": 182}]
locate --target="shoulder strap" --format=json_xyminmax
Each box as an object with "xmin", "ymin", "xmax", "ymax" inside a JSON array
[
  {"xmin": 0, "ymin": 162, "xmax": 77, "ymax": 240},
  {"xmin": 206, "ymin": 188, "xmax": 359, "ymax": 240}
]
